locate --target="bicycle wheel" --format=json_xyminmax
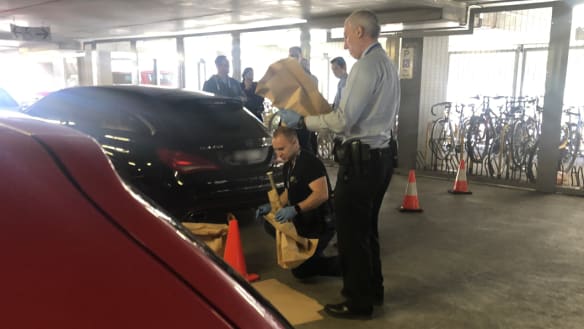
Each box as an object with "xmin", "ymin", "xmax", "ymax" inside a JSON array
[
  {"xmin": 430, "ymin": 119, "xmax": 455, "ymax": 161},
  {"xmin": 465, "ymin": 115, "xmax": 490, "ymax": 164},
  {"xmin": 526, "ymin": 140, "xmax": 539, "ymax": 183},
  {"xmin": 487, "ymin": 128, "xmax": 511, "ymax": 178},
  {"xmin": 510, "ymin": 119, "xmax": 537, "ymax": 169},
  {"xmin": 558, "ymin": 124, "xmax": 580, "ymax": 173}
]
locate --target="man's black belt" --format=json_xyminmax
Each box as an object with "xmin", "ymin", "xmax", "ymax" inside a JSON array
[{"xmin": 333, "ymin": 140, "xmax": 391, "ymax": 164}]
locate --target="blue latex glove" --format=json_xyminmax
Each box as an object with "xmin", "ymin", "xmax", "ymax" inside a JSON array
[
  {"xmin": 275, "ymin": 206, "xmax": 298, "ymax": 223},
  {"xmin": 255, "ymin": 203, "xmax": 271, "ymax": 220},
  {"xmin": 277, "ymin": 109, "xmax": 303, "ymax": 129}
]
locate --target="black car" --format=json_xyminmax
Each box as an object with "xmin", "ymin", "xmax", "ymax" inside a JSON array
[{"xmin": 26, "ymin": 85, "xmax": 279, "ymax": 222}]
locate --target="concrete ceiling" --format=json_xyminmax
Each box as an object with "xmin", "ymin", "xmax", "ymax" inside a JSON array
[{"xmin": 0, "ymin": 0, "xmax": 568, "ymax": 48}]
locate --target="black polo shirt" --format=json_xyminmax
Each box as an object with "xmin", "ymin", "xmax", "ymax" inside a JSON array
[{"xmin": 283, "ymin": 149, "xmax": 332, "ymax": 238}]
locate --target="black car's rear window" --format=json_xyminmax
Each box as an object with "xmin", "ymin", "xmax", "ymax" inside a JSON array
[{"xmin": 161, "ymin": 99, "xmax": 266, "ymax": 139}]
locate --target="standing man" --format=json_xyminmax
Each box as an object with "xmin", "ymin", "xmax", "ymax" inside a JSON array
[
  {"xmin": 289, "ymin": 46, "xmax": 319, "ymax": 88},
  {"xmin": 203, "ymin": 55, "xmax": 246, "ymax": 102},
  {"xmin": 287, "ymin": 46, "xmax": 318, "ymax": 155},
  {"xmin": 277, "ymin": 10, "xmax": 399, "ymax": 319},
  {"xmin": 256, "ymin": 126, "xmax": 340, "ymax": 279},
  {"xmin": 330, "ymin": 57, "xmax": 348, "ymax": 110}
]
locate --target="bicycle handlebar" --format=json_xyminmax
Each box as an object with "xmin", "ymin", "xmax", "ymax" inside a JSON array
[{"xmin": 430, "ymin": 102, "xmax": 452, "ymax": 116}]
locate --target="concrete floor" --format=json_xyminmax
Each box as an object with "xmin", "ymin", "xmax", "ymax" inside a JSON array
[{"xmin": 239, "ymin": 166, "xmax": 584, "ymax": 329}]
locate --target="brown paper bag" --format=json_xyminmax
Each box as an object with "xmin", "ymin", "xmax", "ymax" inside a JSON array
[
  {"xmin": 256, "ymin": 58, "xmax": 332, "ymax": 117},
  {"xmin": 264, "ymin": 213, "xmax": 318, "ymax": 269},
  {"xmin": 182, "ymin": 222, "xmax": 229, "ymax": 257}
]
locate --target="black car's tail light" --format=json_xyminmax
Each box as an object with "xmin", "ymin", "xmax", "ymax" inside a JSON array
[{"xmin": 157, "ymin": 148, "xmax": 219, "ymax": 174}]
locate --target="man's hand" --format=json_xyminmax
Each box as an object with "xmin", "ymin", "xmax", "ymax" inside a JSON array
[
  {"xmin": 277, "ymin": 109, "xmax": 304, "ymax": 129},
  {"xmin": 255, "ymin": 203, "xmax": 272, "ymax": 220},
  {"xmin": 275, "ymin": 206, "xmax": 298, "ymax": 223}
]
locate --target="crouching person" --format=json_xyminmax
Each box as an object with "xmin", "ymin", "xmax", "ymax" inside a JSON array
[{"xmin": 257, "ymin": 126, "xmax": 340, "ymax": 279}]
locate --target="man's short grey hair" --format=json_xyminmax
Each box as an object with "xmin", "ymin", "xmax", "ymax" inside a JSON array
[{"xmin": 346, "ymin": 10, "xmax": 380, "ymax": 39}]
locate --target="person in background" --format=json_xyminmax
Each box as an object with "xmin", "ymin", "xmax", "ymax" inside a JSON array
[
  {"xmin": 289, "ymin": 46, "xmax": 319, "ymax": 87},
  {"xmin": 277, "ymin": 10, "xmax": 400, "ymax": 319},
  {"xmin": 241, "ymin": 67, "xmax": 264, "ymax": 120},
  {"xmin": 256, "ymin": 126, "xmax": 340, "ymax": 279},
  {"xmin": 288, "ymin": 46, "xmax": 303, "ymax": 61},
  {"xmin": 301, "ymin": 58, "xmax": 319, "ymax": 88},
  {"xmin": 287, "ymin": 46, "xmax": 318, "ymax": 155},
  {"xmin": 203, "ymin": 55, "xmax": 246, "ymax": 102},
  {"xmin": 330, "ymin": 57, "xmax": 348, "ymax": 110}
]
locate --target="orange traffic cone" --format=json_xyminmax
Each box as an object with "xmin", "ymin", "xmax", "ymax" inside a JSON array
[
  {"xmin": 399, "ymin": 170, "xmax": 423, "ymax": 212},
  {"xmin": 224, "ymin": 214, "xmax": 260, "ymax": 282},
  {"xmin": 448, "ymin": 159, "xmax": 472, "ymax": 194}
]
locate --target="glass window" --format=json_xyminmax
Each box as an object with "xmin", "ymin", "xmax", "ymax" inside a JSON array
[
  {"xmin": 566, "ymin": 4, "xmax": 584, "ymax": 105},
  {"xmin": 240, "ymin": 29, "xmax": 299, "ymax": 83},
  {"xmin": 160, "ymin": 98, "xmax": 266, "ymax": 139},
  {"xmin": 137, "ymin": 39, "xmax": 179, "ymax": 87},
  {"xmin": 101, "ymin": 111, "xmax": 150, "ymax": 135},
  {"xmin": 184, "ymin": 34, "xmax": 232, "ymax": 91}
]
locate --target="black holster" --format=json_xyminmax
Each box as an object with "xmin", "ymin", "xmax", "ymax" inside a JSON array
[{"xmin": 333, "ymin": 140, "xmax": 370, "ymax": 175}]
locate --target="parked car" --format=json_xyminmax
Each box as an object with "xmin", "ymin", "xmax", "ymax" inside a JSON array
[
  {"xmin": 26, "ymin": 86, "xmax": 280, "ymax": 222},
  {"xmin": 0, "ymin": 87, "xmax": 20, "ymax": 111},
  {"xmin": 0, "ymin": 111, "xmax": 292, "ymax": 328},
  {"xmin": 112, "ymin": 70, "xmax": 174, "ymax": 86}
]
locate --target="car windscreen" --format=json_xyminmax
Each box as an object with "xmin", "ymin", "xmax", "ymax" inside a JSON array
[{"xmin": 160, "ymin": 98, "xmax": 267, "ymax": 141}]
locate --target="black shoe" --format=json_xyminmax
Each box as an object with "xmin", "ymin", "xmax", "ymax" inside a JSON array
[
  {"xmin": 324, "ymin": 302, "xmax": 372, "ymax": 319},
  {"xmin": 340, "ymin": 289, "xmax": 383, "ymax": 306}
]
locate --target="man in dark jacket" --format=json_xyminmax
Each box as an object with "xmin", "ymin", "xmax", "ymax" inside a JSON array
[{"xmin": 203, "ymin": 55, "xmax": 246, "ymax": 102}]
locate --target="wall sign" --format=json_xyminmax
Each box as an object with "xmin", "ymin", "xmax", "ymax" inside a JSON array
[
  {"xmin": 399, "ymin": 47, "xmax": 414, "ymax": 80},
  {"xmin": 10, "ymin": 24, "xmax": 51, "ymax": 41}
]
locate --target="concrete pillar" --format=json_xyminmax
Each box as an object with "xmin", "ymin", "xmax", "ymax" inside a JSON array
[
  {"xmin": 131, "ymin": 40, "xmax": 138, "ymax": 85},
  {"xmin": 300, "ymin": 25, "xmax": 311, "ymax": 61},
  {"xmin": 232, "ymin": 32, "xmax": 241, "ymax": 81},
  {"xmin": 397, "ymin": 37, "xmax": 424, "ymax": 171},
  {"xmin": 52, "ymin": 57, "xmax": 67, "ymax": 89},
  {"xmin": 77, "ymin": 51, "xmax": 112, "ymax": 86},
  {"xmin": 536, "ymin": 3, "xmax": 572, "ymax": 193},
  {"xmin": 385, "ymin": 36, "xmax": 400, "ymax": 66},
  {"xmin": 177, "ymin": 37, "xmax": 186, "ymax": 88},
  {"xmin": 78, "ymin": 50, "xmax": 93, "ymax": 86},
  {"xmin": 419, "ymin": 36, "xmax": 449, "ymax": 166}
]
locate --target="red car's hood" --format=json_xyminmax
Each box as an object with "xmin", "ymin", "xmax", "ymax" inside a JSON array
[{"xmin": 0, "ymin": 113, "xmax": 290, "ymax": 329}]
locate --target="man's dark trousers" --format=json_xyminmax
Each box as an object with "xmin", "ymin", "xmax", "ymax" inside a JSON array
[{"xmin": 334, "ymin": 147, "xmax": 393, "ymax": 311}]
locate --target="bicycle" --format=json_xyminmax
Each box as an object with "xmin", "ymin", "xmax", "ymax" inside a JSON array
[{"xmin": 558, "ymin": 106, "xmax": 583, "ymax": 173}]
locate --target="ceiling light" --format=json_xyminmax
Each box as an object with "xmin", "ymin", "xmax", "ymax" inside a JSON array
[{"xmin": 0, "ymin": 40, "xmax": 22, "ymax": 47}]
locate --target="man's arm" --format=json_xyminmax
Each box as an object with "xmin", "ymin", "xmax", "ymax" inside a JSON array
[
  {"xmin": 305, "ymin": 62, "xmax": 375, "ymax": 134},
  {"xmin": 295, "ymin": 176, "xmax": 329, "ymax": 212}
]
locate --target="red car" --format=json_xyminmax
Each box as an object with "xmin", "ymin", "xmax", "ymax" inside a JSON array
[{"xmin": 0, "ymin": 111, "xmax": 291, "ymax": 329}]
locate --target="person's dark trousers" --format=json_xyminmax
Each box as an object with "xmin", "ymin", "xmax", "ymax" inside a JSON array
[
  {"xmin": 291, "ymin": 224, "xmax": 338, "ymax": 278},
  {"xmin": 334, "ymin": 148, "xmax": 393, "ymax": 311}
]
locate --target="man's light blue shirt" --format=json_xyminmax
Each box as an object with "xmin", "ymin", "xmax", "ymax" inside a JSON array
[
  {"xmin": 305, "ymin": 42, "xmax": 400, "ymax": 149},
  {"xmin": 333, "ymin": 73, "xmax": 348, "ymax": 110}
]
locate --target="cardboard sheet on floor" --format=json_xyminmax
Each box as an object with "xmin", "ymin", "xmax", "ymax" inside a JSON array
[{"xmin": 252, "ymin": 279, "xmax": 323, "ymax": 325}]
